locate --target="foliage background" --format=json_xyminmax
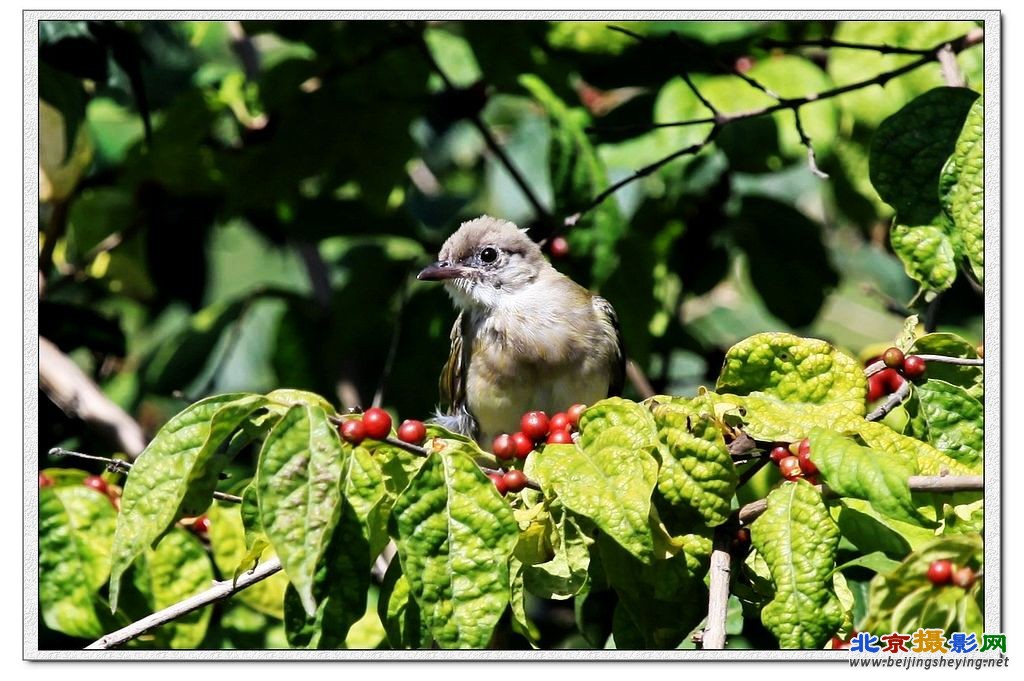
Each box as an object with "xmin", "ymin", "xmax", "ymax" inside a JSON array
[{"xmin": 37, "ymin": 19, "xmax": 985, "ymax": 649}]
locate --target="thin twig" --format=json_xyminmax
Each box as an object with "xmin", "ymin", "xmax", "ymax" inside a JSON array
[
  {"xmin": 701, "ymin": 527, "xmax": 733, "ymax": 649},
  {"xmin": 85, "ymin": 557, "xmax": 283, "ymax": 649},
  {"xmin": 914, "ymin": 354, "xmax": 984, "ymax": 366},
  {"xmin": 760, "ymin": 37, "xmax": 933, "ymax": 55},
  {"xmin": 372, "ymin": 279, "xmax": 410, "ymax": 408},
  {"xmin": 937, "ymin": 43, "xmax": 966, "ymax": 87},
  {"xmin": 417, "ymin": 35, "xmax": 549, "ymax": 222},
  {"xmin": 866, "ymin": 379, "xmax": 912, "ymax": 421},
  {"xmin": 47, "ymin": 447, "xmax": 243, "ymax": 504},
  {"xmin": 625, "ymin": 359, "xmax": 656, "ymax": 399},
  {"xmin": 793, "ymin": 109, "xmax": 829, "ymax": 179}
]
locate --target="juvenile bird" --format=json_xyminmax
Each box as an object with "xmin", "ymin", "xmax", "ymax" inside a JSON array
[{"xmin": 417, "ymin": 215, "xmax": 624, "ymax": 444}]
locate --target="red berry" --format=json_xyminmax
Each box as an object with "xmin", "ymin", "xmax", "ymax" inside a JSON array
[
  {"xmin": 927, "ymin": 559, "xmax": 954, "ymax": 585},
  {"xmin": 867, "ymin": 373, "xmax": 887, "ymax": 402},
  {"xmin": 797, "ymin": 448, "xmax": 818, "ymax": 476},
  {"xmin": 397, "ymin": 419, "xmax": 427, "ymax": 446},
  {"xmin": 734, "ymin": 527, "xmax": 751, "ymax": 547},
  {"xmin": 39, "ymin": 472, "xmax": 54, "ymax": 488},
  {"xmin": 511, "ymin": 432, "xmax": 534, "ymax": 460},
  {"xmin": 779, "ymin": 456, "xmax": 802, "ymax": 480},
  {"xmin": 549, "ymin": 236, "xmax": 570, "ymax": 259},
  {"xmin": 492, "ymin": 434, "xmax": 516, "ymax": 461},
  {"xmin": 546, "ymin": 429, "xmax": 573, "ymax": 445},
  {"xmin": 503, "ymin": 469, "xmax": 528, "ymax": 493},
  {"xmin": 549, "ymin": 412, "xmax": 571, "ymax": 433},
  {"xmin": 882, "ymin": 347, "xmax": 905, "ymax": 370},
  {"xmin": 734, "ymin": 56, "xmax": 754, "ymax": 73},
  {"xmin": 567, "ymin": 404, "xmax": 586, "ymax": 428},
  {"xmin": 340, "ymin": 418, "xmax": 367, "ymax": 444},
  {"xmin": 881, "ymin": 367, "xmax": 905, "ymax": 393},
  {"xmin": 520, "ymin": 411, "xmax": 550, "ymax": 441},
  {"xmin": 953, "ymin": 566, "xmax": 976, "ymax": 589},
  {"xmin": 83, "ymin": 475, "xmax": 109, "ymax": 496},
  {"xmin": 798, "ymin": 438, "xmax": 811, "ymax": 457},
  {"xmin": 903, "ymin": 355, "xmax": 927, "ymax": 380},
  {"xmin": 488, "ymin": 472, "xmax": 508, "ymax": 496},
  {"xmin": 362, "ymin": 407, "xmax": 393, "ymax": 440},
  {"xmin": 769, "ymin": 445, "xmax": 791, "ymax": 463},
  {"xmin": 192, "ymin": 515, "xmax": 211, "ymax": 535},
  {"xmin": 831, "ymin": 632, "xmax": 854, "ymax": 649}
]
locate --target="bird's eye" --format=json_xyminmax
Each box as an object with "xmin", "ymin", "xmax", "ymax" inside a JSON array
[{"xmin": 480, "ymin": 247, "xmax": 499, "ymax": 263}]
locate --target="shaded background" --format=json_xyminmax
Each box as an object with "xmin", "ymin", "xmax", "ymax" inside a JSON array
[{"xmin": 37, "ymin": 18, "xmax": 985, "ymax": 648}]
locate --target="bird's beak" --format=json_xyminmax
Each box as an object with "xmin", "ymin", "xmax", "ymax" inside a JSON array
[{"xmin": 417, "ymin": 261, "xmax": 470, "ymax": 281}]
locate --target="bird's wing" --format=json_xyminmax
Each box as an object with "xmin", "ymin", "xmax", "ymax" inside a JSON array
[
  {"xmin": 593, "ymin": 295, "xmax": 626, "ymax": 397},
  {"xmin": 439, "ymin": 312, "xmax": 466, "ymax": 411}
]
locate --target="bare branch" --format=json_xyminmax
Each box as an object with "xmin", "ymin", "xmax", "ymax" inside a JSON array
[
  {"xmin": 701, "ymin": 527, "xmax": 733, "ymax": 649},
  {"xmin": 372, "ymin": 279, "xmax": 410, "ymax": 408},
  {"xmin": 40, "ymin": 336, "xmax": 147, "ymax": 459},
  {"xmin": 625, "ymin": 359, "xmax": 656, "ymax": 399},
  {"xmin": 866, "ymin": 378, "xmax": 912, "ymax": 421},
  {"xmin": 760, "ymin": 37, "xmax": 933, "ymax": 56},
  {"xmin": 85, "ymin": 557, "xmax": 283, "ymax": 649},
  {"xmin": 793, "ymin": 109, "xmax": 829, "ymax": 179},
  {"xmin": 937, "ymin": 43, "xmax": 966, "ymax": 87}
]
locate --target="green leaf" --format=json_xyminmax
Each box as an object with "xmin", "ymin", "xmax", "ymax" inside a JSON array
[
  {"xmin": 390, "ymin": 440, "xmax": 519, "ymax": 648},
  {"xmin": 911, "ymin": 380, "xmax": 983, "ymax": 469},
  {"xmin": 809, "ymin": 427, "xmax": 929, "ymax": 526},
  {"xmin": 831, "ymin": 551, "xmax": 903, "ymax": 577},
  {"xmin": 206, "ymin": 499, "xmax": 288, "ymax": 619},
  {"xmin": 870, "ymin": 87, "xmax": 980, "ymax": 225},
  {"xmin": 508, "ymin": 558, "xmax": 540, "ymax": 645},
  {"xmin": 751, "ymin": 481, "xmax": 843, "ymax": 649},
  {"xmin": 890, "ymin": 219, "xmax": 959, "ymax": 294},
  {"xmin": 343, "ymin": 445, "xmax": 389, "ymax": 564},
  {"xmin": 283, "ymin": 496, "xmax": 370, "ymax": 649},
  {"xmin": 940, "ymin": 98, "xmax": 984, "ymax": 283},
  {"xmin": 133, "ymin": 528, "xmax": 215, "ymax": 648},
  {"xmin": 257, "ymin": 404, "xmax": 345, "ymax": 617},
  {"xmin": 715, "ymin": 332, "xmax": 867, "ymax": 415},
  {"xmin": 109, "ymin": 393, "xmax": 265, "ymax": 611},
  {"xmin": 909, "ymin": 332, "xmax": 983, "ymax": 399},
  {"xmin": 522, "ymin": 502, "xmax": 592, "ymax": 600},
  {"xmin": 378, "ymin": 559, "xmax": 428, "ymax": 649},
  {"xmin": 39, "ymin": 487, "xmax": 112, "ymax": 638},
  {"xmin": 265, "ymin": 388, "xmax": 337, "ymax": 414},
  {"xmin": 651, "ymin": 403, "xmax": 737, "ymax": 526},
  {"xmin": 861, "ymin": 534, "xmax": 983, "ymax": 636},
  {"xmin": 532, "ymin": 397, "xmax": 660, "ymax": 562}
]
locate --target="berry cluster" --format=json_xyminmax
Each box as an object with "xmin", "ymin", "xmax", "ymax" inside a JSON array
[
  {"xmin": 768, "ymin": 438, "xmax": 819, "ymax": 483},
  {"xmin": 488, "ymin": 404, "xmax": 586, "ymax": 495},
  {"xmin": 338, "ymin": 407, "xmax": 428, "ymax": 447},
  {"xmin": 867, "ymin": 347, "xmax": 927, "ymax": 402},
  {"xmin": 40, "ymin": 471, "xmax": 122, "ymax": 508},
  {"xmin": 926, "ymin": 559, "xmax": 978, "ymax": 589}
]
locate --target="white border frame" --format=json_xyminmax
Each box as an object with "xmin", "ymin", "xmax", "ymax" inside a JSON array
[{"xmin": 23, "ymin": 9, "xmax": 1002, "ymax": 661}]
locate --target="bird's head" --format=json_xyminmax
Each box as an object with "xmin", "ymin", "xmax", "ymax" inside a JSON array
[{"xmin": 418, "ymin": 215, "xmax": 550, "ymax": 310}]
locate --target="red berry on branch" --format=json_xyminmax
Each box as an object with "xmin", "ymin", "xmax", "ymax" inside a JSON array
[
  {"xmin": 953, "ymin": 566, "xmax": 977, "ymax": 589},
  {"xmin": 549, "ymin": 236, "xmax": 570, "ymax": 259},
  {"xmin": 867, "ymin": 373, "xmax": 887, "ymax": 402},
  {"xmin": 39, "ymin": 472, "xmax": 54, "ymax": 488},
  {"xmin": 769, "ymin": 445, "xmax": 791, "ymax": 463},
  {"xmin": 511, "ymin": 432, "xmax": 534, "ymax": 460},
  {"xmin": 192, "ymin": 515, "xmax": 211, "ymax": 535},
  {"xmin": 362, "ymin": 407, "xmax": 393, "ymax": 440},
  {"xmin": 882, "ymin": 347, "xmax": 905, "ymax": 370},
  {"xmin": 779, "ymin": 456, "xmax": 802, "ymax": 480},
  {"xmin": 521, "ymin": 411, "xmax": 550, "ymax": 441},
  {"xmin": 797, "ymin": 448, "xmax": 818, "ymax": 476},
  {"xmin": 488, "ymin": 472, "xmax": 508, "ymax": 496},
  {"xmin": 546, "ymin": 429, "xmax": 573, "ymax": 445},
  {"xmin": 903, "ymin": 355, "xmax": 927, "ymax": 380},
  {"xmin": 83, "ymin": 475, "xmax": 109, "ymax": 496},
  {"xmin": 492, "ymin": 434, "xmax": 516, "ymax": 461},
  {"xmin": 503, "ymin": 469, "xmax": 528, "ymax": 493},
  {"xmin": 927, "ymin": 559, "xmax": 954, "ymax": 585},
  {"xmin": 567, "ymin": 403, "xmax": 587, "ymax": 428},
  {"xmin": 734, "ymin": 56, "xmax": 755, "ymax": 73},
  {"xmin": 798, "ymin": 438, "xmax": 811, "ymax": 457},
  {"xmin": 881, "ymin": 367, "xmax": 906, "ymax": 393},
  {"xmin": 549, "ymin": 412, "xmax": 571, "ymax": 433},
  {"xmin": 339, "ymin": 418, "xmax": 367, "ymax": 445},
  {"xmin": 397, "ymin": 419, "xmax": 427, "ymax": 445}
]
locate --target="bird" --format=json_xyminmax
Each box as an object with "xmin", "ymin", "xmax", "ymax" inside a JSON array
[{"xmin": 417, "ymin": 215, "xmax": 625, "ymax": 445}]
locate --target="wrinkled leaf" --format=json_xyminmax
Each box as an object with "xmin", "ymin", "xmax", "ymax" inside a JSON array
[
  {"xmin": 751, "ymin": 481, "xmax": 843, "ymax": 649},
  {"xmin": 109, "ymin": 393, "xmax": 263, "ymax": 610},
  {"xmin": 911, "ymin": 380, "xmax": 983, "ymax": 469},
  {"xmin": 909, "ymin": 333, "xmax": 983, "ymax": 399},
  {"xmin": 522, "ymin": 502, "xmax": 592, "ymax": 600},
  {"xmin": 378, "ymin": 558, "xmax": 428, "ymax": 649},
  {"xmin": 257, "ymin": 404, "xmax": 344, "ymax": 617},
  {"xmin": 390, "ymin": 440, "xmax": 519, "ymax": 648},
  {"xmin": 939, "ymin": 97, "xmax": 984, "ymax": 283}
]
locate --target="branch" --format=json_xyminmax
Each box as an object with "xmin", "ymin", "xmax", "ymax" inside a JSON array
[
  {"xmin": 85, "ymin": 557, "xmax": 283, "ymax": 649},
  {"xmin": 793, "ymin": 108, "xmax": 829, "ymax": 179},
  {"xmin": 736, "ymin": 474, "xmax": 983, "ymax": 525},
  {"xmin": 625, "ymin": 359, "xmax": 656, "ymax": 399},
  {"xmin": 865, "ymin": 378, "xmax": 912, "ymax": 422},
  {"xmin": 701, "ymin": 527, "xmax": 733, "ymax": 649},
  {"xmin": 577, "ymin": 27, "xmax": 983, "ymax": 221},
  {"xmin": 47, "ymin": 447, "xmax": 243, "ymax": 504},
  {"xmin": 937, "ymin": 43, "xmax": 966, "ymax": 87},
  {"xmin": 760, "ymin": 37, "xmax": 933, "ymax": 55},
  {"xmin": 417, "ymin": 35, "xmax": 550, "ymax": 223},
  {"xmin": 40, "ymin": 336, "xmax": 147, "ymax": 459}
]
